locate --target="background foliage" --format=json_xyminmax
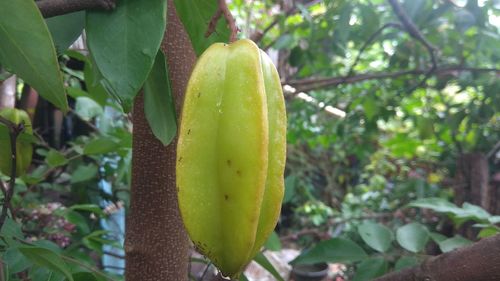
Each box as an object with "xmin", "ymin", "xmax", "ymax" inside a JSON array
[{"xmin": 0, "ymin": 0, "xmax": 498, "ymax": 280}]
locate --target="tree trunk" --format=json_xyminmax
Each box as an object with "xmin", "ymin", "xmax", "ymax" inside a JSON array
[
  {"xmin": 374, "ymin": 234, "xmax": 500, "ymax": 281},
  {"xmin": 124, "ymin": 0, "xmax": 196, "ymax": 280}
]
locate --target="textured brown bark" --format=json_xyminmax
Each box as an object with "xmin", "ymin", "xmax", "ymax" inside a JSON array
[
  {"xmin": 374, "ymin": 234, "xmax": 500, "ymax": 281},
  {"xmin": 454, "ymin": 153, "xmax": 491, "ymax": 210},
  {"xmin": 124, "ymin": 0, "xmax": 196, "ymax": 280},
  {"xmin": 454, "ymin": 153, "xmax": 492, "ymax": 239}
]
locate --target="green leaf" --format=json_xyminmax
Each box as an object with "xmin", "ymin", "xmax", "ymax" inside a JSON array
[
  {"xmin": 144, "ymin": 50, "xmax": 177, "ymax": 146},
  {"xmin": 358, "ymin": 222, "xmax": 393, "ymax": 253},
  {"xmin": 408, "ymin": 198, "xmax": 461, "ymax": 214},
  {"xmin": 1, "ymin": 218, "xmax": 24, "ymax": 239},
  {"xmin": 19, "ymin": 246, "xmax": 73, "ymax": 281},
  {"xmin": 45, "ymin": 149, "xmax": 68, "ymax": 167},
  {"xmin": 362, "ymin": 97, "xmax": 378, "ymax": 121},
  {"xmin": 438, "ymin": 235, "xmax": 472, "ymax": 253},
  {"xmin": 29, "ymin": 267, "xmax": 65, "ymax": 281},
  {"xmin": 70, "ymin": 204, "xmax": 105, "ymax": 216},
  {"xmin": 75, "ymin": 97, "xmax": 103, "ymax": 121},
  {"xmin": 86, "ymin": 0, "xmax": 167, "ymax": 112},
  {"xmin": 173, "ymin": 0, "xmax": 230, "ymax": 56},
  {"xmin": 394, "ymin": 256, "xmax": 419, "ymax": 271},
  {"xmin": 264, "ymin": 231, "xmax": 282, "ymax": 251},
  {"xmin": 429, "ymin": 232, "xmax": 447, "ymax": 243},
  {"xmin": 4, "ymin": 247, "xmax": 32, "ymax": 273},
  {"xmin": 64, "ymin": 210, "xmax": 90, "ymax": 234},
  {"xmin": 352, "ymin": 257, "xmax": 387, "ymax": 281},
  {"xmin": 0, "ymin": 0, "xmax": 68, "ymax": 111},
  {"xmin": 46, "ymin": 12, "xmax": 85, "ymax": 54},
  {"xmin": 396, "ymin": 223, "xmax": 429, "ymax": 253},
  {"xmin": 83, "ymin": 136, "xmax": 119, "ymax": 155},
  {"xmin": 71, "ymin": 164, "xmax": 98, "ymax": 184},
  {"xmin": 72, "ymin": 272, "xmax": 99, "ymax": 281},
  {"xmin": 292, "ymin": 238, "xmax": 367, "ymax": 265},
  {"xmin": 253, "ymin": 252, "xmax": 284, "ymax": 281}
]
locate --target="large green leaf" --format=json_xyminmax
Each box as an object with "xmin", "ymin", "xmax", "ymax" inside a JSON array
[
  {"xmin": 438, "ymin": 235, "xmax": 472, "ymax": 253},
  {"xmin": 19, "ymin": 246, "xmax": 73, "ymax": 281},
  {"xmin": 46, "ymin": 12, "xmax": 85, "ymax": 54},
  {"xmin": 86, "ymin": 0, "xmax": 167, "ymax": 112},
  {"xmin": 358, "ymin": 222, "xmax": 393, "ymax": 253},
  {"xmin": 0, "ymin": 0, "xmax": 68, "ymax": 111},
  {"xmin": 144, "ymin": 50, "xmax": 177, "ymax": 146},
  {"xmin": 396, "ymin": 223, "xmax": 429, "ymax": 253},
  {"xmin": 173, "ymin": 0, "xmax": 230, "ymax": 56},
  {"xmin": 352, "ymin": 257, "xmax": 388, "ymax": 281},
  {"xmin": 291, "ymin": 238, "xmax": 367, "ymax": 265}
]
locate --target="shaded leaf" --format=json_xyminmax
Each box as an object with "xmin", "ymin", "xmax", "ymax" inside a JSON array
[
  {"xmin": 292, "ymin": 238, "xmax": 367, "ymax": 265},
  {"xmin": 253, "ymin": 252, "xmax": 284, "ymax": 281},
  {"xmin": 394, "ymin": 256, "xmax": 419, "ymax": 272},
  {"xmin": 46, "ymin": 12, "xmax": 85, "ymax": 54},
  {"xmin": 352, "ymin": 257, "xmax": 387, "ymax": 281},
  {"xmin": 264, "ymin": 231, "xmax": 282, "ymax": 251},
  {"xmin": 19, "ymin": 246, "xmax": 73, "ymax": 281},
  {"xmin": 45, "ymin": 149, "xmax": 68, "ymax": 167},
  {"xmin": 144, "ymin": 50, "xmax": 177, "ymax": 146},
  {"xmin": 86, "ymin": 0, "xmax": 167, "ymax": 111}
]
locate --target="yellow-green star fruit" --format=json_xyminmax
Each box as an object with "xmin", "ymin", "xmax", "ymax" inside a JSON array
[
  {"xmin": 0, "ymin": 108, "xmax": 33, "ymax": 177},
  {"xmin": 176, "ymin": 39, "xmax": 286, "ymax": 279}
]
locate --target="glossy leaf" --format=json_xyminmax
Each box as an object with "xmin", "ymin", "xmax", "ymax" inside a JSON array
[
  {"xmin": 292, "ymin": 238, "xmax": 367, "ymax": 265},
  {"xmin": 86, "ymin": 0, "xmax": 167, "ymax": 111},
  {"xmin": 358, "ymin": 221, "xmax": 393, "ymax": 253},
  {"xmin": 144, "ymin": 50, "xmax": 177, "ymax": 146},
  {"xmin": 173, "ymin": 0, "xmax": 230, "ymax": 55},
  {"xmin": 0, "ymin": 0, "xmax": 68, "ymax": 111}
]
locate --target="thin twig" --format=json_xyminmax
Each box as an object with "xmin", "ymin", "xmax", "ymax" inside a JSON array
[
  {"xmin": 345, "ymin": 22, "xmax": 403, "ymax": 77},
  {"xmin": 287, "ymin": 67, "xmax": 500, "ymax": 93},
  {"xmin": 205, "ymin": 0, "xmax": 238, "ymax": 42}
]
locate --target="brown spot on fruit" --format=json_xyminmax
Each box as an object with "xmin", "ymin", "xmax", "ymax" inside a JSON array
[
  {"xmin": 178, "ymin": 156, "xmax": 182, "ymax": 162},
  {"xmin": 236, "ymin": 170, "xmax": 242, "ymax": 176},
  {"xmin": 187, "ymin": 129, "xmax": 191, "ymax": 135},
  {"xmin": 227, "ymin": 159, "xmax": 231, "ymax": 166},
  {"xmin": 224, "ymin": 194, "xmax": 229, "ymax": 200},
  {"xmin": 197, "ymin": 92, "xmax": 201, "ymax": 98}
]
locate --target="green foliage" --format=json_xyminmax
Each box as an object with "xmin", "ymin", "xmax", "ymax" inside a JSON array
[
  {"xmin": 0, "ymin": 0, "xmax": 68, "ymax": 111},
  {"xmin": 173, "ymin": 0, "xmax": 230, "ymax": 55},
  {"xmin": 144, "ymin": 51, "xmax": 177, "ymax": 146},
  {"xmin": 86, "ymin": 0, "xmax": 167, "ymax": 112}
]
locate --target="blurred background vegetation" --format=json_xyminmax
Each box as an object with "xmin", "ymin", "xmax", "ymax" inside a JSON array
[{"xmin": 0, "ymin": 0, "xmax": 498, "ymax": 280}]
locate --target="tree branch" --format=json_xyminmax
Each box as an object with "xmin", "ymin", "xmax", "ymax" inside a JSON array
[
  {"xmin": 36, "ymin": 0, "xmax": 116, "ymax": 18},
  {"xmin": 375, "ymin": 234, "xmax": 500, "ymax": 281},
  {"xmin": 345, "ymin": 22, "xmax": 403, "ymax": 77},
  {"xmin": 0, "ymin": 116, "xmax": 25, "ymax": 230},
  {"xmin": 205, "ymin": 0, "xmax": 238, "ymax": 42},
  {"xmin": 286, "ymin": 67, "xmax": 500, "ymax": 93},
  {"xmin": 387, "ymin": 0, "xmax": 438, "ymax": 92}
]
